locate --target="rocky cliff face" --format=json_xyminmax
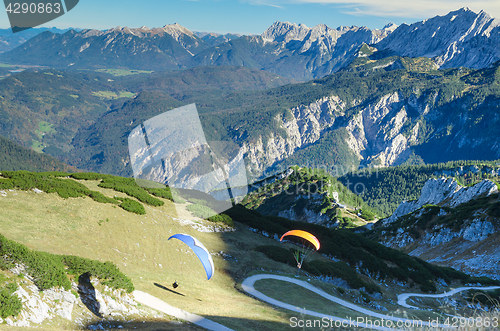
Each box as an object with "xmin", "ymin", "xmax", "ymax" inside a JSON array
[
  {"xmin": 385, "ymin": 178, "xmax": 498, "ymax": 224},
  {"xmin": 240, "ymin": 96, "xmax": 346, "ymax": 178},
  {"xmin": 235, "ymin": 70, "xmax": 500, "ymax": 181},
  {"xmin": 240, "ymin": 90, "xmax": 430, "ymax": 180},
  {"xmin": 374, "ymin": 178, "xmax": 500, "ymax": 280},
  {"xmin": 2, "ymin": 269, "xmax": 148, "ymax": 328},
  {"xmin": 343, "ymin": 92, "xmax": 420, "ymax": 167}
]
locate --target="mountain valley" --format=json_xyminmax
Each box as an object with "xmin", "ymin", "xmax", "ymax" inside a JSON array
[{"xmin": 1, "ymin": 6, "xmax": 500, "ymax": 330}]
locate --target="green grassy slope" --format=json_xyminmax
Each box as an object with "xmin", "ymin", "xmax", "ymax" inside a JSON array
[{"xmin": 1, "ymin": 171, "xmax": 497, "ymax": 329}]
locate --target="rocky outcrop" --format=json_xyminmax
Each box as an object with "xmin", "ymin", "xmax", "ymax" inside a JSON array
[
  {"xmin": 385, "ymin": 178, "xmax": 498, "ymax": 224},
  {"xmin": 405, "ymin": 218, "xmax": 499, "ymax": 280},
  {"xmin": 7, "ymin": 275, "xmax": 141, "ymax": 328},
  {"xmin": 424, "ymin": 219, "xmax": 495, "ymax": 246},
  {"xmin": 376, "ymin": 178, "xmax": 500, "ymax": 281},
  {"xmin": 384, "ymin": 218, "xmax": 496, "ymax": 249}
]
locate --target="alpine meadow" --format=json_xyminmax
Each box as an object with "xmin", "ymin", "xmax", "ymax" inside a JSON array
[{"xmin": 1, "ymin": 5, "xmax": 500, "ymax": 331}]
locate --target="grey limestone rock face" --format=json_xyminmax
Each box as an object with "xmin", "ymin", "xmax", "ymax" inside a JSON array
[
  {"xmin": 242, "ymin": 91, "xmax": 430, "ymax": 180},
  {"xmin": 385, "ymin": 178, "xmax": 498, "ymax": 224},
  {"xmin": 9, "ymin": 276, "xmax": 141, "ymax": 328}
]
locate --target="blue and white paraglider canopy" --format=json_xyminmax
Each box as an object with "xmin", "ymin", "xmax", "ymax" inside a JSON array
[{"xmin": 168, "ymin": 233, "xmax": 215, "ymax": 280}]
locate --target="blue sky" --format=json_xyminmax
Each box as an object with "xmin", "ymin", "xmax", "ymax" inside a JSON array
[{"xmin": 1, "ymin": 0, "xmax": 500, "ymax": 34}]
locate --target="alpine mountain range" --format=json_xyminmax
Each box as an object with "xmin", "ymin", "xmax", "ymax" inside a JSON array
[{"xmin": 1, "ymin": 7, "xmax": 500, "ymax": 81}]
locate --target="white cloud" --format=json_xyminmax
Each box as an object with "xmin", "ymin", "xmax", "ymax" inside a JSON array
[{"xmin": 254, "ymin": 0, "xmax": 500, "ymax": 20}]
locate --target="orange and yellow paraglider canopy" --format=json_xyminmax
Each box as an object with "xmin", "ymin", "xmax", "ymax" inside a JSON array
[{"xmin": 280, "ymin": 230, "xmax": 320, "ymax": 251}]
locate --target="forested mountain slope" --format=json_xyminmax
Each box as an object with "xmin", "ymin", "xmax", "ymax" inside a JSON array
[
  {"xmin": 64, "ymin": 57, "xmax": 500, "ymax": 184},
  {"xmin": 338, "ymin": 160, "xmax": 500, "ymax": 216},
  {"xmin": 0, "ymin": 135, "xmax": 75, "ymax": 172}
]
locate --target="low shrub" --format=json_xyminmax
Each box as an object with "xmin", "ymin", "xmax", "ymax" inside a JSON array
[
  {"xmin": 89, "ymin": 191, "xmax": 120, "ymax": 204},
  {"xmin": 207, "ymin": 214, "xmax": 234, "ymax": 227},
  {"xmin": 70, "ymin": 172, "xmax": 104, "ymax": 180},
  {"xmin": 255, "ymin": 245, "xmax": 296, "ymax": 266},
  {"xmin": 114, "ymin": 197, "xmax": 146, "ymax": 215},
  {"xmin": 0, "ymin": 178, "xmax": 14, "ymax": 189},
  {"xmin": 0, "ymin": 234, "xmax": 70, "ymax": 290},
  {"xmin": 0, "ymin": 283, "xmax": 22, "ymax": 319},
  {"xmin": 147, "ymin": 187, "xmax": 174, "ymax": 202},
  {"xmin": 360, "ymin": 290, "xmax": 371, "ymax": 303},
  {"xmin": 62, "ymin": 256, "xmax": 134, "ymax": 293}
]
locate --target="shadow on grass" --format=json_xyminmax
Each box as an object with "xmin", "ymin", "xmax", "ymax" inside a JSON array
[
  {"xmin": 154, "ymin": 282, "xmax": 185, "ymax": 296},
  {"xmin": 84, "ymin": 316, "xmax": 290, "ymax": 331},
  {"xmin": 85, "ymin": 319, "xmax": 206, "ymax": 330}
]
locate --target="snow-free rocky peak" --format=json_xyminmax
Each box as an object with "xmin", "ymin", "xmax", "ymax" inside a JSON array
[
  {"xmin": 159, "ymin": 23, "xmax": 196, "ymax": 39},
  {"xmin": 262, "ymin": 21, "xmax": 311, "ymax": 43},
  {"xmin": 101, "ymin": 23, "xmax": 196, "ymax": 39},
  {"xmin": 262, "ymin": 21, "xmax": 397, "ymax": 47},
  {"xmin": 374, "ymin": 7, "xmax": 500, "ymax": 69}
]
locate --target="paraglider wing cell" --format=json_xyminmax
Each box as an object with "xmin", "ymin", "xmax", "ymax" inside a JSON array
[
  {"xmin": 168, "ymin": 234, "xmax": 215, "ymax": 280},
  {"xmin": 280, "ymin": 230, "xmax": 320, "ymax": 251}
]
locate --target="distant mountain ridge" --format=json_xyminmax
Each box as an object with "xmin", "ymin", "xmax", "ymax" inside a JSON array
[
  {"xmin": 0, "ymin": 24, "xmax": 211, "ymax": 70},
  {"xmin": 0, "ymin": 27, "xmax": 73, "ymax": 53},
  {"xmin": 193, "ymin": 31, "xmax": 240, "ymax": 46},
  {"xmin": 374, "ymin": 7, "xmax": 500, "ymax": 70},
  {"xmin": 190, "ymin": 21, "xmax": 396, "ymax": 80},
  {"xmin": 4, "ymin": 8, "xmax": 500, "ymax": 80}
]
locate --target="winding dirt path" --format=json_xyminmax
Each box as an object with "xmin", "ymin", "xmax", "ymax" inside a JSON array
[
  {"xmin": 241, "ymin": 274, "xmax": 499, "ymax": 330},
  {"xmin": 133, "ymin": 276, "xmax": 500, "ymax": 331},
  {"xmin": 397, "ymin": 285, "xmax": 500, "ymax": 309}
]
